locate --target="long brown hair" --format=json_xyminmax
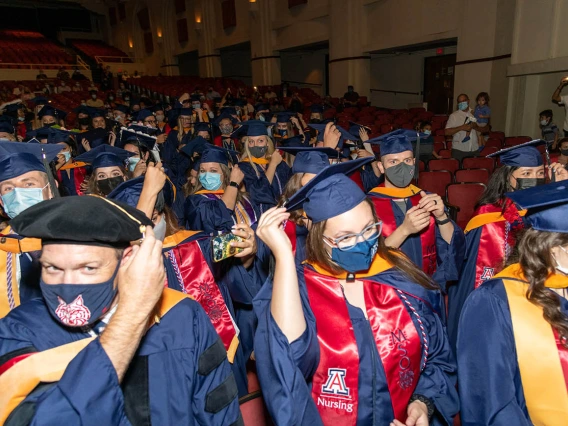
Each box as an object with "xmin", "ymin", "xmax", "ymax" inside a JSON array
[
  {"xmin": 280, "ymin": 173, "xmax": 305, "ymax": 223},
  {"xmin": 86, "ymin": 166, "xmax": 129, "ymax": 195},
  {"xmin": 513, "ymin": 228, "xmax": 568, "ymax": 347},
  {"xmin": 306, "ymin": 199, "xmax": 437, "ymax": 290}
]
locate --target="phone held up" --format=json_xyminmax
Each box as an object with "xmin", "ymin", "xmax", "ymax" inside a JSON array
[{"xmin": 211, "ymin": 233, "xmax": 244, "ymax": 263}]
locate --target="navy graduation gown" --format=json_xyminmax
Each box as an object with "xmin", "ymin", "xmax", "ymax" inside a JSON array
[
  {"xmin": 359, "ymin": 165, "xmax": 382, "ymax": 193},
  {"xmin": 0, "ymin": 296, "xmax": 242, "ymax": 425},
  {"xmin": 162, "ymin": 129, "xmax": 190, "ymax": 169},
  {"xmin": 368, "ymin": 191, "xmax": 465, "ymax": 292},
  {"xmin": 253, "ymin": 264, "xmax": 459, "ymax": 425},
  {"xmin": 238, "ymin": 161, "xmax": 291, "ymax": 212},
  {"xmin": 456, "ymin": 279, "xmax": 568, "ymax": 425}
]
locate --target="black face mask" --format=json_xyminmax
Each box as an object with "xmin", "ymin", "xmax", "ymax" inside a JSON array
[
  {"xmin": 310, "ymin": 118, "xmax": 322, "ymax": 124},
  {"xmin": 561, "ymin": 149, "xmax": 568, "ymax": 156},
  {"xmin": 97, "ymin": 176, "xmax": 124, "ymax": 196},
  {"xmin": 78, "ymin": 117, "xmax": 90, "ymax": 126},
  {"xmin": 514, "ymin": 177, "xmax": 546, "ymax": 191}
]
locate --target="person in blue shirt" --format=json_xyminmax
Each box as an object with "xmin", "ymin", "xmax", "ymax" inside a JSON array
[
  {"xmin": 474, "ymin": 92, "xmax": 491, "ymax": 145},
  {"xmin": 0, "ymin": 195, "xmax": 242, "ymax": 425},
  {"xmin": 254, "ymin": 167, "xmax": 458, "ymax": 426}
]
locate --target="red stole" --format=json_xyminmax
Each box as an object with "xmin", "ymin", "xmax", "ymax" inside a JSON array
[
  {"xmin": 57, "ymin": 163, "xmax": 88, "ymax": 196},
  {"xmin": 349, "ymin": 169, "xmax": 365, "ymax": 192},
  {"xmin": 164, "ymin": 234, "xmax": 239, "ymax": 361},
  {"xmin": 471, "ymin": 203, "xmax": 525, "ymax": 289},
  {"xmin": 370, "ymin": 185, "xmax": 437, "ymax": 276},
  {"xmin": 305, "ymin": 258, "xmax": 422, "ymax": 424},
  {"xmin": 283, "ymin": 220, "xmax": 297, "ymax": 255}
]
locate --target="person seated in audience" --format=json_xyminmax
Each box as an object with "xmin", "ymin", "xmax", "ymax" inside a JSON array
[
  {"xmin": 343, "ymin": 85, "xmax": 360, "ymax": 106},
  {"xmin": 272, "ymin": 112, "xmax": 305, "ymax": 142},
  {"xmin": 87, "ymin": 91, "xmax": 104, "ymax": 108},
  {"xmin": 540, "ymin": 109, "xmax": 559, "ymax": 147},
  {"xmin": 254, "ymin": 170, "xmax": 458, "ymax": 426},
  {"xmin": 416, "ymin": 121, "xmax": 442, "ymax": 161},
  {"xmin": 366, "ymin": 129, "xmax": 465, "ymax": 292},
  {"xmin": 35, "ymin": 69, "xmax": 47, "ymax": 80},
  {"xmin": 447, "ymin": 140, "xmax": 568, "ymax": 348},
  {"xmin": 213, "ymin": 111, "xmax": 239, "ymax": 150},
  {"xmin": 72, "ymin": 81, "xmax": 82, "ymax": 92},
  {"xmin": 0, "ymin": 196, "xmax": 242, "ymax": 424},
  {"xmin": 550, "ymin": 137, "xmax": 568, "ymax": 165},
  {"xmin": 445, "ymin": 93, "xmax": 480, "ymax": 163},
  {"xmin": 76, "ymin": 145, "xmax": 134, "ymax": 196},
  {"xmin": 57, "ymin": 80, "xmax": 71, "ymax": 92},
  {"xmin": 0, "ymin": 142, "xmax": 62, "ymax": 318},
  {"xmin": 71, "ymin": 67, "xmax": 87, "ymax": 80},
  {"xmin": 132, "ymin": 70, "xmax": 141, "ymax": 79},
  {"xmin": 458, "ymin": 180, "xmax": 568, "ymax": 424},
  {"xmin": 287, "ymin": 92, "xmax": 304, "ymax": 113},
  {"xmin": 236, "ymin": 120, "xmax": 291, "ymax": 212},
  {"xmin": 206, "ymin": 86, "xmax": 221, "ymax": 100},
  {"xmin": 56, "ymin": 67, "xmax": 69, "ymax": 80},
  {"xmin": 264, "ymin": 86, "xmax": 277, "ymax": 100}
]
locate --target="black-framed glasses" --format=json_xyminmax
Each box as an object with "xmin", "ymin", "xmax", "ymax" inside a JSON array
[{"xmin": 323, "ymin": 221, "xmax": 382, "ymax": 251}]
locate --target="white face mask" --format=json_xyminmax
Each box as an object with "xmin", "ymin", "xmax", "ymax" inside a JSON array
[
  {"xmin": 540, "ymin": 119, "xmax": 549, "ymax": 126},
  {"xmin": 556, "ymin": 246, "xmax": 568, "ymax": 275}
]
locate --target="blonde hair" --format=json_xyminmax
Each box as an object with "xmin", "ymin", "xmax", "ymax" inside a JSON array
[
  {"xmin": 185, "ymin": 162, "xmax": 246, "ymax": 203},
  {"xmin": 177, "ymin": 115, "xmax": 195, "ymax": 144},
  {"xmin": 239, "ymin": 134, "xmax": 275, "ymax": 177}
]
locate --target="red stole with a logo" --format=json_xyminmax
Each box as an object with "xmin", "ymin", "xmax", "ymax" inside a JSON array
[
  {"xmin": 164, "ymin": 232, "xmax": 239, "ymax": 361},
  {"xmin": 304, "ymin": 257, "xmax": 422, "ymax": 424},
  {"xmin": 469, "ymin": 203, "xmax": 525, "ymax": 289},
  {"xmin": 370, "ymin": 185, "xmax": 437, "ymax": 276}
]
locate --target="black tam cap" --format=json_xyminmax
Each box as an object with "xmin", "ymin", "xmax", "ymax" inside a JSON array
[{"xmin": 10, "ymin": 195, "xmax": 153, "ymax": 248}]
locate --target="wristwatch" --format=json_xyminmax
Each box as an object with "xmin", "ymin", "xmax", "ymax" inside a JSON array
[
  {"xmin": 229, "ymin": 181, "xmax": 239, "ymax": 188},
  {"xmin": 435, "ymin": 214, "xmax": 451, "ymax": 225}
]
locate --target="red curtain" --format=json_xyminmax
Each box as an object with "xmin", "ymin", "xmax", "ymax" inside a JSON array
[
  {"xmin": 177, "ymin": 18, "xmax": 188, "ymax": 43},
  {"xmin": 174, "ymin": 0, "xmax": 186, "ymax": 14},
  {"xmin": 288, "ymin": 0, "xmax": 307, "ymax": 7},
  {"xmin": 144, "ymin": 32, "xmax": 154, "ymax": 54},
  {"xmin": 137, "ymin": 7, "xmax": 151, "ymax": 31},
  {"xmin": 222, "ymin": 0, "xmax": 237, "ymax": 29},
  {"xmin": 118, "ymin": 2, "xmax": 126, "ymax": 21},
  {"xmin": 109, "ymin": 7, "xmax": 117, "ymax": 26}
]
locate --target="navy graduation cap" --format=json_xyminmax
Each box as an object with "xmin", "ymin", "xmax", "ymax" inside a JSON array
[
  {"xmin": 231, "ymin": 120, "xmax": 273, "ymax": 138},
  {"xmin": 505, "ymin": 180, "xmax": 568, "ymax": 232},
  {"xmin": 279, "ymin": 145, "xmax": 347, "ymax": 161},
  {"xmin": 310, "ymin": 104, "xmax": 324, "ymax": 114},
  {"xmin": 278, "ymin": 135, "xmax": 309, "ymax": 149},
  {"xmin": 0, "ymin": 141, "xmax": 62, "ymax": 182},
  {"xmin": 135, "ymin": 109, "xmax": 154, "ymax": 122},
  {"xmin": 26, "ymin": 126, "xmax": 52, "ymax": 141},
  {"xmin": 89, "ymin": 108, "xmax": 106, "ymax": 118},
  {"xmin": 220, "ymin": 106, "xmax": 237, "ymax": 116},
  {"xmin": 180, "ymin": 136, "xmax": 209, "ymax": 159},
  {"xmin": 307, "ymin": 123, "xmax": 352, "ymax": 144},
  {"xmin": 113, "ymin": 104, "xmax": 129, "ymax": 114},
  {"xmin": 47, "ymin": 127, "xmax": 72, "ymax": 145},
  {"xmin": 366, "ymin": 129, "xmax": 428, "ymax": 156},
  {"xmin": 288, "ymin": 150, "xmax": 330, "ymax": 175},
  {"xmin": 3, "ymin": 103, "xmax": 24, "ymax": 114},
  {"xmin": 285, "ymin": 157, "xmax": 374, "ymax": 223},
  {"xmin": 254, "ymin": 103, "xmax": 270, "ymax": 112},
  {"xmin": 276, "ymin": 112, "xmax": 296, "ymax": 123},
  {"xmin": 121, "ymin": 127, "xmax": 158, "ymax": 150},
  {"xmin": 33, "ymin": 96, "xmax": 49, "ymax": 106},
  {"xmin": 0, "ymin": 121, "xmax": 15, "ymax": 135},
  {"xmin": 75, "ymin": 144, "xmax": 134, "ymax": 170},
  {"xmin": 200, "ymin": 144, "xmax": 239, "ymax": 166},
  {"xmin": 126, "ymin": 123, "xmax": 158, "ymax": 136},
  {"xmin": 213, "ymin": 111, "xmax": 238, "ymax": 126},
  {"xmin": 486, "ymin": 139, "xmax": 546, "ymax": 167},
  {"xmin": 194, "ymin": 122, "xmax": 212, "ymax": 133},
  {"xmin": 73, "ymin": 105, "xmax": 91, "ymax": 116},
  {"xmin": 38, "ymin": 106, "xmax": 67, "ymax": 121},
  {"xmin": 348, "ymin": 121, "xmax": 371, "ymax": 139},
  {"xmin": 79, "ymin": 127, "xmax": 109, "ymax": 149}
]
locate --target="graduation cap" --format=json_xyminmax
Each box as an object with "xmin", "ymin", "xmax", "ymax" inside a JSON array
[
  {"xmin": 487, "ymin": 139, "xmax": 546, "ymax": 167},
  {"xmin": 33, "ymin": 96, "xmax": 49, "ymax": 106},
  {"xmin": 135, "ymin": 109, "xmax": 154, "ymax": 122},
  {"xmin": 276, "ymin": 112, "xmax": 296, "ymax": 123},
  {"xmin": 108, "ymin": 175, "xmax": 176, "ymax": 212},
  {"xmin": 221, "ymin": 106, "xmax": 237, "ymax": 116},
  {"xmin": 367, "ymin": 129, "xmax": 428, "ymax": 156},
  {"xmin": 255, "ymin": 103, "xmax": 270, "ymax": 112},
  {"xmin": 75, "ymin": 144, "xmax": 134, "ymax": 170},
  {"xmin": 79, "ymin": 127, "xmax": 109, "ymax": 149},
  {"xmin": 3, "ymin": 103, "xmax": 24, "ymax": 114},
  {"xmin": 190, "ymin": 94, "xmax": 201, "ymax": 102},
  {"xmin": 47, "ymin": 127, "xmax": 71, "ymax": 145},
  {"xmin": 231, "ymin": 120, "xmax": 273, "ymax": 138},
  {"xmin": 213, "ymin": 111, "xmax": 238, "ymax": 126},
  {"xmin": 278, "ymin": 135, "xmax": 309, "ymax": 149},
  {"xmin": 0, "ymin": 121, "xmax": 15, "ymax": 135},
  {"xmin": 233, "ymin": 99, "xmax": 245, "ymax": 108},
  {"xmin": 26, "ymin": 125, "xmax": 52, "ymax": 140},
  {"xmin": 505, "ymin": 181, "xmax": 568, "ymax": 232},
  {"xmin": 348, "ymin": 121, "xmax": 371, "ymax": 139},
  {"xmin": 176, "ymin": 108, "xmax": 194, "ymax": 117},
  {"xmin": 308, "ymin": 123, "xmax": 353, "ymax": 144},
  {"xmin": 152, "ymin": 104, "xmax": 166, "ymax": 113},
  {"xmin": 126, "ymin": 123, "xmax": 158, "ymax": 137},
  {"xmin": 180, "ymin": 136, "xmax": 209, "ymax": 159},
  {"xmin": 285, "ymin": 157, "xmax": 375, "ymax": 223},
  {"xmin": 284, "ymin": 149, "xmax": 330, "ymax": 175},
  {"xmin": 38, "ymin": 106, "xmax": 67, "ymax": 121},
  {"xmin": 89, "ymin": 108, "xmax": 106, "ymax": 118},
  {"xmin": 200, "ymin": 144, "xmax": 239, "ymax": 166},
  {"xmin": 310, "ymin": 104, "xmax": 324, "ymax": 114},
  {"xmin": 120, "ymin": 127, "xmax": 158, "ymax": 151},
  {"xmin": 73, "ymin": 105, "xmax": 91, "ymax": 116},
  {"xmin": 10, "ymin": 195, "xmax": 153, "ymax": 248},
  {"xmin": 0, "ymin": 141, "xmax": 62, "ymax": 182},
  {"xmin": 113, "ymin": 104, "xmax": 129, "ymax": 114}
]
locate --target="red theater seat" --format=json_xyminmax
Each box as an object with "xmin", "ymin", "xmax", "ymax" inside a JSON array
[
  {"xmin": 446, "ymin": 183, "xmax": 487, "ymax": 229},
  {"xmin": 418, "ymin": 170, "xmax": 453, "ymax": 198},
  {"xmin": 455, "ymin": 168, "xmax": 490, "ymax": 185}
]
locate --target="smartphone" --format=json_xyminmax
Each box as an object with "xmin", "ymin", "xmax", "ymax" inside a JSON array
[{"xmin": 211, "ymin": 233, "xmax": 244, "ymax": 262}]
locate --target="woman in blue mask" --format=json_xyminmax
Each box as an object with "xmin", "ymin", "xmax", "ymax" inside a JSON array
[
  {"xmin": 236, "ymin": 120, "xmax": 291, "ymax": 212},
  {"xmin": 47, "ymin": 129, "xmax": 89, "ymax": 196},
  {"xmin": 254, "ymin": 170, "xmax": 458, "ymax": 426},
  {"xmin": 123, "ymin": 138, "xmax": 151, "ymax": 178},
  {"xmin": 184, "ymin": 144, "xmax": 258, "ymax": 233}
]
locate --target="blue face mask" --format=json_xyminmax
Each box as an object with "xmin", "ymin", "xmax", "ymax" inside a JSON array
[
  {"xmin": 458, "ymin": 101, "xmax": 469, "ymax": 111},
  {"xmin": 128, "ymin": 157, "xmax": 141, "ymax": 172},
  {"xmin": 1, "ymin": 184, "xmax": 48, "ymax": 219},
  {"xmin": 329, "ymin": 238, "xmax": 379, "ymax": 273},
  {"xmin": 199, "ymin": 172, "xmax": 223, "ymax": 190},
  {"xmin": 40, "ymin": 263, "xmax": 119, "ymax": 327},
  {"xmin": 62, "ymin": 151, "xmax": 72, "ymax": 162},
  {"xmin": 423, "ymin": 129, "xmax": 431, "ymax": 136}
]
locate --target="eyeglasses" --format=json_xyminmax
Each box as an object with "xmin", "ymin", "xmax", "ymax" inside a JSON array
[{"xmin": 323, "ymin": 221, "xmax": 382, "ymax": 251}]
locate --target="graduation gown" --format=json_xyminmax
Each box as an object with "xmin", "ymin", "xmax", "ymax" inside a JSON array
[
  {"xmin": 359, "ymin": 164, "xmax": 383, "ymax": 193},
  {"xmin": 283, "ymin": 221, "xmax": 309, "ymax": 262},
  {"xmin": 253, "ymin": 256, "xmax": 458, "ymax": 425},
  {"xmin": 457, "ymin": 264, "xmax": 568, "ymax": 425},
  {"xmin": 0, "ymin": 227, "xmax": 42, "ymax": 318},
  {"xmin": 447, "ymin": 202, "xmax": 525, "ymax": 349},
  {"xmin": 56, "ymin": 162, "xmax": 88, "ymax": 196},
  {"xmin": 162, "ymin": 128, "xmax": 191, "ymax": 169},
  {"xmin": 162, "ymin": 230, "xmax": 267, "ymax": 394},
  {"xmin": 184, "ymin": 190, "xmax": 258, "ymax": 234},
  {"xmin": 368, "ymin": 185, "xmax": 465, "ymax": 291},
  {"xmin": 0, "ymin": 290, "xmax": 242, "ymax": 425},
  {"xmin": 238, "ymin": 159, "xmax": 291, "ymax": 212}
]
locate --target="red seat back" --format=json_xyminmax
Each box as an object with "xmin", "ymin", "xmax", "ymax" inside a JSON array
[
  {"xmin": 462, "ymin": 157, "xmax": 496, "ymax": 173},
  {"xmin": 417, "ymin": 170, "xmax": 453, "ymax": 198},
  {"xmin": 446, "ymin": 183, "xmax": 486, "ymax": 229},
  {"xmin": 455, "ymin": 168, "xmax": 490, "ymax": 185},
  {"xmin": 438, "ymin": 149, "xmax": 452, "ymax": 158},
  {"xmin": 428, "ymin": 158, "xmax": 459, "ymax": 174},
  {"xmin": 239, "ymin": 391, "xmax": 274, "ymax": 426}
]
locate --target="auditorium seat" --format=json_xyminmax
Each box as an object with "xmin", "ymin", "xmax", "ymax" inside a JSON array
[
  {"xmin": 455, "ymin": 168, "xmax": 490, "ymax": 185},
  {"xmin": 446, "ymin": 183, "xmax": 487, "ymax": 229},
  {"xmin": 462, "ymin": 157, "xmax": 496, "ymax": 173},
  {"xmin": 479, "ymin": 146, "xmax": 498, "ymax": 156},
  {"xmin": 0, "ymin": 30, "xmax": 74, "ymax": 68},
  {"xmin": 418, "ymin": 170, "xmax": 453, "ymax": 198},
  {"xmin": 484, "ymin": 138, "xmax": 502, "ymax": 150},
  {"xmin": 428, "ymin": 158, "xmax": 459, "ymax": 174},
  {"xmin": 504, "ymin": 136, "xmax": 532, "ymax": 147},
  {"xmin": 438, "ymin": 149, "xmax": 452, "ymax": 158}
]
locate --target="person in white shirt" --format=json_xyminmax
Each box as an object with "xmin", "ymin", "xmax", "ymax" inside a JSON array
[
  {"xmin": 551, "ymin": 77, "xmax": 568, "ymax": 137},
  {"xmin": 445, "ymin": 93, "xmax": 479, "ymax": 163}
]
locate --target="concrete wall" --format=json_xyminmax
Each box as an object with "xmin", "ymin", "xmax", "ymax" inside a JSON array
[{"xmin": 280, "ymin": 49, "xmax": 327, "ymax": 96}]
